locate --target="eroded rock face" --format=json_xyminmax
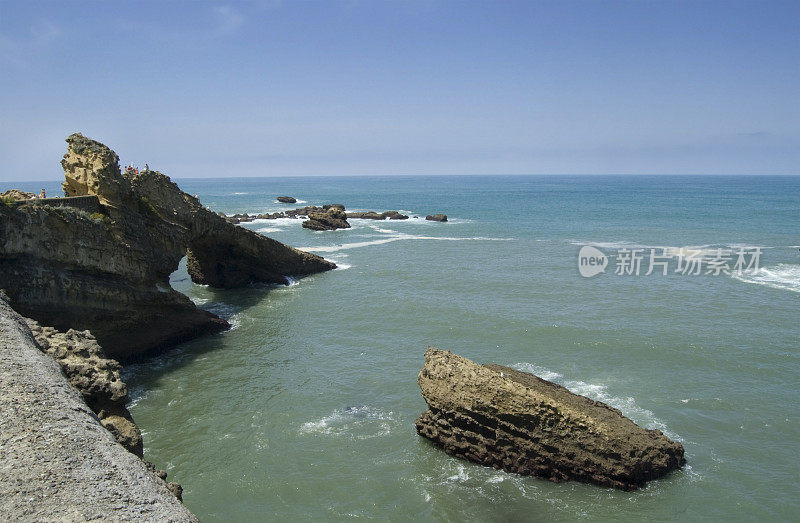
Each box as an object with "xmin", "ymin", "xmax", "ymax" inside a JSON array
[
  {"xmin": 0, "ymin": 133, "xmax": 335, "ymax": 360},
  {"xmin": 25, "ymin": 319, "xmax": 143, "ymax": 457},
  {"xmin": 415, "ymin": 348, "xmax": 685, "ymax": 490}
]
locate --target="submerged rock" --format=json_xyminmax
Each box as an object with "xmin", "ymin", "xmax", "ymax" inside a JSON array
[
  {"xmin": 277, "ymin": 196, "xmax": 297, "ymax": 203},
  {"xmin": 415, "ymin": 348, "xmax": 685, "ymax": 490},
  {"xmin": 425, "ymin": 214, "xmax": 448, "ymax": 222},
  {"xmin": 0, "ymin": 133, "xmax": 335, "ymax": 360}
]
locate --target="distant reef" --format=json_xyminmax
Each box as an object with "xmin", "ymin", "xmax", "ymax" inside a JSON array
[
  {"xmin": 415, "ymin": 348, "xmax": 685, "ymax": 490},
  {"xmin": 0, "ymin": 133, "xmax": 335, "ymax": 361}
]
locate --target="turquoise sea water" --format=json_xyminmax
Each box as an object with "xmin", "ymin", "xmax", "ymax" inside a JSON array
[{"xmin": 12, "ymin": 175, "xmax": 800, "ymax": 520}]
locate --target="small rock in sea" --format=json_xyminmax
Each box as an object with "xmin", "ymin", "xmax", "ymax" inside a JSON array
[
  {"xmin": 277, "ymin": 196, "xmax": 297, "ymax": 203},
  {"xmin": 302, "ymin": 206, "xmax": 350, "ymax": 231},
  {"xmin": 425, "ymin": 214, "xmax": 447, "ymax": 222}
]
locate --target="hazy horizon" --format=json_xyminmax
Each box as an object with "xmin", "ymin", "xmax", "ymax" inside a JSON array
[{"xmin": 1, "ymin": 0, "xmax": 798, "ymax": 182}]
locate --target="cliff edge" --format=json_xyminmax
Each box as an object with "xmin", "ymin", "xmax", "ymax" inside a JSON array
[{"xmin": 0, "ymin": 293, "xmax": 197, "ymax": 521}]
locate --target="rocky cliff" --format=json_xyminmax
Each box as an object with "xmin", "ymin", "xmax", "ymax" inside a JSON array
[
  {"xmin": 0, "ymin": 133, "xmax": 335, "ymax": 360},
  {"xmin": 0, "ymin": 293, "xmax": 197, "ymax": 521},
  {"xmin": 415, "ymin": 348, "xmax": 685, "ymax": 490}
]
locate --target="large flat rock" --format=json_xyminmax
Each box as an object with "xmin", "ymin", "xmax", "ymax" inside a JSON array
[{"xmin": 415, "ymin": 347, "xmax": 685, "ymax": 490}]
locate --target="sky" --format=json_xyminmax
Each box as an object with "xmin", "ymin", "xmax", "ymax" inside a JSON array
[{"xmin": 0, "ymin": 0, "xmax": 798, "ymax": 181}]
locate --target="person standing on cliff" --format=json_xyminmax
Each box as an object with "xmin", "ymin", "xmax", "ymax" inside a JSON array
[{"xmin": 40, "ymin": 189, "xmax": 46, "ymax": 199}]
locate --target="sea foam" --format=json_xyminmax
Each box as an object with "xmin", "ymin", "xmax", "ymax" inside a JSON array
[
  {"xmin": 731, "ymin": 263, "xmax": 800, "ymax": 293},
  {"xmin": 302, "ymin": 232, "xmax": 513, "ymax": 253},
  {"xmin": 299, "ymin": 405, "xmax": 396, "ymax": 439},
  {"xmin": 511, "ymin": 362, "xmax": 681, "ymax": 441}
]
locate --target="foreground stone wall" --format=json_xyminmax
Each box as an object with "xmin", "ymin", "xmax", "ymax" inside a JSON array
[{"xmin": 0, "ymin": 294, "xmax": 197, "ymax": 521}]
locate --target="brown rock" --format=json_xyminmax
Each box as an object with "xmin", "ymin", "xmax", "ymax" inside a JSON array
[
  {"xmin": 415, "ymin": 348, "xmax": 685, "ymax": 490},
  {"xmin": 425, "ymin": 214, "xmax": 448, "ymax": 222},
  {"xmin": 1, "ymin": 189, "xmax": 36, "ymax": 201},
  {"xmin": 0, "ymin": 133, "xmax": 335, "ymax": 360},
  {"xmin": 277, "ymin": 196, "xmax": 297, "ymax": 203},
  {"xmin": 302, "ymin": 206, "xmax": 351, "ymax": 231}
]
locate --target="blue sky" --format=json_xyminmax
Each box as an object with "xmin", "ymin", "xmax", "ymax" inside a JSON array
[{"xmin": 1, "ymin": 0, "xmax": 798, "ymax": 181}]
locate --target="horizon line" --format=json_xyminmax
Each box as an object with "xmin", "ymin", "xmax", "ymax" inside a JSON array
[{"xmin": 3, "ymin": 172, "xmax": 799, "ymax": 184}]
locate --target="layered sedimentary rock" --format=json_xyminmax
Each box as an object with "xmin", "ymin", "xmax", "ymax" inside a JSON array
[
  {"xmin": 0, "ymin": 133, "xmax": 334, "ymax": 360},
  {"xmin": 415, "ymin": 348, "xmax": 685, "ymax": 490},
  {"xmin": 0, "ymin": 293, "xmax": 197, "ymax": 521}
]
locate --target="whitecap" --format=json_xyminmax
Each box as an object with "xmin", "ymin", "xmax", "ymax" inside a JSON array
[
  {"xmin": 731, "ymin": 263, "xmax": 800, "ymax": 293},
  {"xmin": 569, "ymin": 240, "xmax": 772, "ymax": 260},
  {"xmin": 298, "ymin": 405, "xmax": 396, "ymax": 439},
  {"xmin": 232, "ymin": 192, "xmax": 248, "ymax": 195},
  {"xmin": 511, "ymin": 363, "xmax": 681, "ymax": 441},
  {"xmin": 446, "ymin": 464, "xmax": 470, "ymax": 483},
  {"xmin": 301, "ymin": 232, "xmax": 513, "ymax": 253}
]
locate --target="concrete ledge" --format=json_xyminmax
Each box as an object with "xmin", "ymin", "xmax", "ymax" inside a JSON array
[{"xmin": 0, "ymin": 294, "xmax": 197, "ymax": 522}]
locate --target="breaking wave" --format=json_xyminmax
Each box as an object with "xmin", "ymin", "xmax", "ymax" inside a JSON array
[
  {"xmin": 299, "ymin": 405, "xmax": 396, "ymax": 440},
  {"xmin": 302, "ymin": 232, "xmax": 513, "ymax": 253},
  {"xmin": 731, "ymin": 263, "xmax": 800, "ymax": 293},
  {"xmin": 511, "ymin": 362, "xmax": 681, "ymax": 441}
]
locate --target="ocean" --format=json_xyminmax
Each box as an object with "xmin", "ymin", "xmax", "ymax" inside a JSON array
[{"xmin": 13, "ymin": 175, "xmax": 800, "ymax": 520}]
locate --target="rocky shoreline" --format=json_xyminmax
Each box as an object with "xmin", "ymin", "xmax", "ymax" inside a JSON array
[
  {"xmin": 0, "ymin": 133, "xmax": 684, "ymax": 519},
  {"xmin": 0, "ymin": 133, "xmax": 340, "ymax": 519},
  {"xmin": 0, "ymin": 293, "xmax": 196, "ymax": 521},
  {"xmin": 0, "ymin": 133, "xmax": 334, "ymax": 361}
]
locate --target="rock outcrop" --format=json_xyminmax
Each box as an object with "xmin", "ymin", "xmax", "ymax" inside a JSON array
[
  {"xmin": 425, "ymin": 214, "xmax": 448, "ymax": 222},
  {"xmin": 0, "ymin": 133, "xmax": 335, "ymax": 360},
  {"xmin": 415, "ymin": 348, "xmax": 685, "ymax": 490},
  {"xmin": 302, "ymin": 205, "xmax": 350, "ymax": 231},
  {"xmin": 276, "ymin": 196, "xmax": 297, "ymax": 203},
  {"xmin": 25, "ymin": 320, "xmax": 143, "ymax": 456},
  {"xmin": 0, "ymin": 293, "xmax": 197, "ymax": 521},
  {"xmin": 1, "ymin": 189, "xmax": 35, "ymax": 201}
]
